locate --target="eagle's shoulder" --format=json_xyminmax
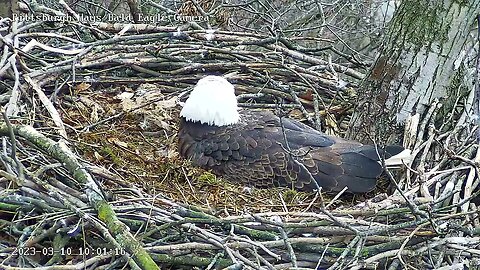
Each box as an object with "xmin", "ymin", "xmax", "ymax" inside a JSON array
[
  {"xmin": 237, "ymin": 109, "xmax": 334, "ymax": 148},
  {"xmin": 237, "ymin": 109, "xmax": 278, "ymax": 126}
]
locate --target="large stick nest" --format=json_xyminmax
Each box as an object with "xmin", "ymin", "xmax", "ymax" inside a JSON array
[{"xmin": 1, "ymin": 1, "xmax": 480, "ymax": 269}]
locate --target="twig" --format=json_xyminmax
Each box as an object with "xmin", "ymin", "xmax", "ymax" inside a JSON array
[
  {"xmin": 475, "ymin": 14, "xmax": 480, "ymax": 142},
  {"xmin": 279, "ymin": 227, "xmax": 298, "ymax": 268}
]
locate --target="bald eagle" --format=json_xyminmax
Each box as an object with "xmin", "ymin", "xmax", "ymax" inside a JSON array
[{"xmin": 178, "ymin": 76, "xmax": 410, "ymax": 193}]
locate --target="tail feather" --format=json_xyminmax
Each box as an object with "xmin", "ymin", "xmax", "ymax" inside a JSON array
[{"xmin": 384, "ymin": 149, "xmax": 412, "ymax": 167}]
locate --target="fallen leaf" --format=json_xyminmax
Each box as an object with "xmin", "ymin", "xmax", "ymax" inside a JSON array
[{"xmin": 75, "ymin": 82, "xmax": 91, "ymax": 92}]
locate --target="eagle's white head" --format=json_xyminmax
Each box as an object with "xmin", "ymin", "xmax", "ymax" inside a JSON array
[{"xmin": 180, "ymin": 75, "xmax": 240, "ymax": 126}]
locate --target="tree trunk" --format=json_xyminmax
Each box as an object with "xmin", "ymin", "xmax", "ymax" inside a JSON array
[{"xmin": 348, "ymin": 0, "xmax": 479, "ymax": 144}]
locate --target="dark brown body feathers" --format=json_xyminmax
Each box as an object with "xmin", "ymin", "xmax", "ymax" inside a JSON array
[{"xmin": 178, "ymin": 109, "xmax": 402, "ymax": 193}]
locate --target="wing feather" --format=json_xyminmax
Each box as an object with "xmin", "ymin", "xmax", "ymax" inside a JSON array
[{"xmin": 178, "ymin": 109, "xmax": 405, "ymax": 193}]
